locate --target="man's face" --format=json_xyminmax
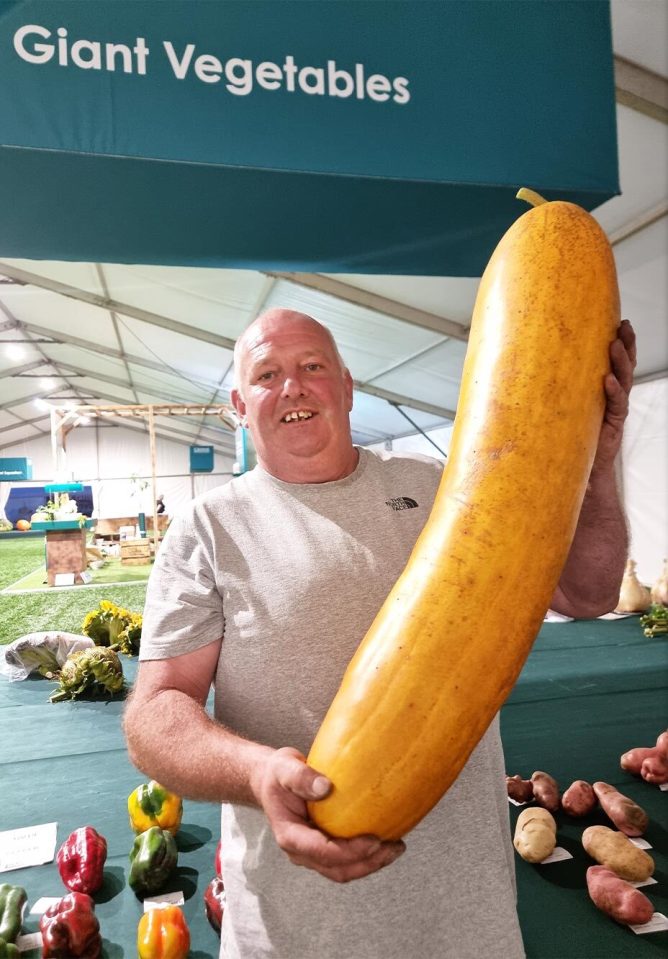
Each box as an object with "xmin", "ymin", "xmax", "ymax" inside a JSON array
[{"xmin": 231, "ymin": 312, "xmax": 355, "ymax": 482}]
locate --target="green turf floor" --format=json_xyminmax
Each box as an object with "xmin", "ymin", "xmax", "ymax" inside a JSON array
[{"xmin": 0, "ymin": 538, "xmax": 147, "ymax": 645}]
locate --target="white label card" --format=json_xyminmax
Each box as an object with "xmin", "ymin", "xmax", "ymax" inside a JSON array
[
  {"xmin": 629, "ymin": 837, "xmax": 652, "ymax": 850},
  {"xmin": 660, "ymin": 782, "xmax": 668, "ymax": 792},
  {"xmin": 30, "ymin": 896, "xmax": 62, "ymax": 915},
  {"xmin": 632, "ymin": 876, "xmax": 658, "ymax": 889},
  {"xmin": 16, "ymin": 932, "xmax": 43, "ymax": 952},
  {"xmin": 507, "ymin": 797, "xmax": 528, "ymax": 807},
  {"xmin": 0, "ymin": 822, "xmax": 58, "ymax": 872},
  {"xmin": 143, "ymin": 890, "xmax": 185, "ymax": 911},
  {"xmin": 79, "ymin": 570, "xmax": 92, "ymax": 584},
  {"xmin": 631, "ymin": 912, "xmax": 668, "ymax": 935},
  {"xmin": 540, "ymin": 846, "xmax": 573, "ymax": 864}
]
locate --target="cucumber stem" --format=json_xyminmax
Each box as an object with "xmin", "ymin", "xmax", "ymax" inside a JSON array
[{"xmin": 516, "ymin": 187, "xmax": 548, "ymax": 208}]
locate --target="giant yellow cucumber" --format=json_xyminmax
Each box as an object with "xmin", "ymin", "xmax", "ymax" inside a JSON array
[{"xmin": 307, "ymin": 191, "xmax": 620, "ymax": 840}]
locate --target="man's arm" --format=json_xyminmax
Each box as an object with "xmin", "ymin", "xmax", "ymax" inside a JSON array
[
  {"xmin": 123, "ymin": 642, "xmax": 404, "ymax": 882},
  {"xmin": 551, "ymin": 320, "xmax": 636, "ymax": 617}
]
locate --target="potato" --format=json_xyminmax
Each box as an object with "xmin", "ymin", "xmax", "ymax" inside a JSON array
[
  {"xmin": 656, "ymin": 730, "xmax": 668, "ymax": 755},
  {"xmin": 620, "ymin": 747, "xmax": 657, "ymax": 775},
  {"xmin": 582, "ymin": 825, "xmax": 654, "ymax": 881},
  {"xmin": 641, "ymin": 753, "xmax": 668, "ymax": 785},
  {"xmin": 592, "ymin": 781, "xmax": 649, "ymax": 836},
  {"xmin": 561, "ymin": 780, "xmax": 596, "ymax": 817},
  {"xmin": 530, "ymin": 770, "xmax": 560, "ymax": 812},
  {"xmin": 513, "ymin": 807, "xmax": 557, "ymax": 863},
  {"xmin": 506, "ymin": 774, "xmax": 534, "ymax": 803},
  {"xmin": 586, "ymin": 865, "xmax": 654, "ymax": 926}
]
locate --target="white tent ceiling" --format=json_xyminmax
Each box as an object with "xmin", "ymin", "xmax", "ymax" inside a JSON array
[{"xmin": 0, "ymin": 0, "xmax": 666, "ymax": 461}]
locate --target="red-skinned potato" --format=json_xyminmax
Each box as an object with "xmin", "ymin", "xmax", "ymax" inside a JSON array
[
  {"xmin": 506, "ymin": 775, "xmax": 534, "ymax": 803},
  {"xmin": 620, "ymin": 747, "xmax": 657, "ymax": 775},
  {"xmin": 593, "ymin": 782, "xmax": 649, "ymax": 836},
  {"xmin": 586, "ymin": 865, "xmax": 654, "ymax": 926},
  {"xmin": 655, "ymin": 730, "xmax": 668, "ymax": 755},
  {"xmin": 561, "ymin": 780, "xmax": 596, "ymax": 817},
  {"xmin": 530, "ymin": 771, "xmax": 560, "ymax": 812},
  {"xmin": 641, "ymin": 753, "xmax": 668, "ymax": 785}
]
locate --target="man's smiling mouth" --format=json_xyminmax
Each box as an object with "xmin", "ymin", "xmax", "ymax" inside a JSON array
[{"xmin": 281, "ymin": 411, "xmax": 315, "ymax": 423}]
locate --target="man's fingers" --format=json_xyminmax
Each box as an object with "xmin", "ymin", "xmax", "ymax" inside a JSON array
[
  {"xmin": 271, "ymin": 750, "xmax": 332, "ymax": 802},
  {"xmin": 609, "ymin": 337, "xmax": 634, "ymax": 396},
  {"xmin": 619, "ymin": 319, "xmax": 637, "ymax": 367}
]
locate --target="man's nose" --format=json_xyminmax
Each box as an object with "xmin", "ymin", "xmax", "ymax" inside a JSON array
[{"xmin": 281, "ymin": 374, "xmax": 307, "ymax": 396}]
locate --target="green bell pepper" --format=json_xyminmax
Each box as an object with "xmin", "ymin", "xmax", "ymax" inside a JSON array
[
  {"xmin": 128, "ymin": 826, "xmax": 178, "ymax": 896},
  {"xmin": 0, "ymin": 883, "xmax": 26, "ymax": 944},
  {"xmin": 0, "ymin": 938, "xmax": 20, "ymax": 958}
]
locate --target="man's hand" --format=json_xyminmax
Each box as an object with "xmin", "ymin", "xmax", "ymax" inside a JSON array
[
  {"xmin": 252, "ymin": 747, "xmax": 405, "ymax": 883},
  {"xmin": 592, "ymin": 319, "xmax": 637, "ymax": 473}
]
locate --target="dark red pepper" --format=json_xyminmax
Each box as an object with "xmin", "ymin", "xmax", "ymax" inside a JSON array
[
  {"xmin": 56, "ymin": 826, "xmax": 107, "ymax": 894},
  {"xmin": 39, "ymin": 892, "xmax": 101, "ymax": 958},
  {"xmin": 214, "ymin": 839, "xmax": 223, "ymax": 879},
  {"xmin": 203, "ymin": 876, "xmax": 225, "ymax": 935}
]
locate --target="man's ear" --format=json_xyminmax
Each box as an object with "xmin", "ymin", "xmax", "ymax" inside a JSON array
[
  {"xmin": 344, "ymin": 369, "xmax": 354, "ymax": 412},
  {"xmin": 231, "ymin": 388, "xmax": 246, "ymax": 420}
]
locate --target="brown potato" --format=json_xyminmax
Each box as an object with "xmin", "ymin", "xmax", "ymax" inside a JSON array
[
  {"xmin": 506, "ymin": 774, "xmax": 534, "ymax": 803},
  {"xmin": 513, "ymin": 807, "xmax": 557, "ymax": 863},
  {"xmin": 582, "ymin": 825, "xmax": 654, "ymax": 882},
  {"xmin": 586, "ymin": 865, "xmax": 654, "ymax": 925},
  {"xmin": 593, "ymin": 781, "xmax": 649, "ymax": 836},
  {"xmin": 561, "ymin": 780, "xmax": 596, "ymax": 817},
  {"xmin": 530, "ymin": 770, "xmax": 560, "ymax": 812}
]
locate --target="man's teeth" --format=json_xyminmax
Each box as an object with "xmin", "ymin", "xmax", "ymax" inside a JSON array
[{"xmin": 283, "ymin": 411, "xmax": 313, "ymax": 422}]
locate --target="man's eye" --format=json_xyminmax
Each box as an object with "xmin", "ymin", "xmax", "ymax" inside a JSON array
[
  {"xmin": 305, "ymin": 363, "xmax": 322, "ymax": 372},
  {"xmin": 257, "ymin": 371, "xmax": 275, "ymax": 381}
]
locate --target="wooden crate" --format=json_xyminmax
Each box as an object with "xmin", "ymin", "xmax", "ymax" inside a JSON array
[{"xmin": 120, "ymin": 538, "xmax": 152, "ymax": 564}]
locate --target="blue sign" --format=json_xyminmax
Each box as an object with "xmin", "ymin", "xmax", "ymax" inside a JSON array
[
  {"xmin": 190, "ymin": 445, "xmax": 214, "ymax": 473},
  {"xmin": 0, "ymin": 457, "xmax": 33, "ymax": 480}
]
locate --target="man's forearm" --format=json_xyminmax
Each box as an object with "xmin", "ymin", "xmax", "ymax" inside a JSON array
[
  {"xmin": 552, "ymin": 465, "xmax": 628, "ymax": 618},
  {"xmin": 123, "ymin": 688, "xmax": 274, "ymax": 806}
]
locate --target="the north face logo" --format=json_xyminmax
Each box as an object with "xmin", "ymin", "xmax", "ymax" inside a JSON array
[{"xmin": 386, "ymin": 497, "xmax": 419, "ymax": 511}]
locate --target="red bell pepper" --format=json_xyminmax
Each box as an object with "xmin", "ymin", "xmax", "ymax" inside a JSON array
[
  {"xmin": 204, "ymin": 876, "xmax": 225, "ymax": 935},
  {"xmin": 215, "ymin": 839, "xmax": 223, "ymax": 879},
  {"xmin": 39, "ymin": 892, "xmax": 101, "ymax": 959},
  {"xmin": 56, "ymin": 826, "xmax": 107, "ymax": 894}
]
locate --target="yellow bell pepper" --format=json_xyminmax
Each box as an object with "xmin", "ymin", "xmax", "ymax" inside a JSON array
[
  {"xmin": 137, "ymin": 905, "xmax": 190, "ymax": 959},
  {"xmin": 128, "ymin": 781, "xmax": 183, "ymax": 835}
]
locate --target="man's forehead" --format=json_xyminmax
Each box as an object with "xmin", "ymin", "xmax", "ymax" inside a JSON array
[{"xmin": 243, "ymin": 325, "xmax": 334, "ymax": 362}]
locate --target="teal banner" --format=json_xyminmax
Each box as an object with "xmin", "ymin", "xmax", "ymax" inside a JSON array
[{"xmin": 0, "ymin": 1, "xmax": 618, "ymax": 275}]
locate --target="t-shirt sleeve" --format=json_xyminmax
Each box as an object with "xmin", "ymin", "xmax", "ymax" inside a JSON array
[{"xmin": 139, "ymin": 505, "xmax": 224, "ymax": 660}]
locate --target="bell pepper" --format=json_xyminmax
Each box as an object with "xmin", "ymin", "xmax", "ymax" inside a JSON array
[
  {"xmin": 56, "ymin": 826, "xmax": 107, "ymax": 894},
  {"xmin": 129, "ymin": 827, "xmax": 178, "ymax": 896},
  {"xmin": 137, "ymin": 905, "xmax": 190, "ymax": 959},
  {"xmin": 0, "ymin": 938, "xmax": 20, "ymax": 958},
  {"xmin": 0, "ymin": 883, "xmax": 26, "ymax": 944},
  {"xmin": 128, "ymin": 781, "xmax": 183, "ymax": 835},
  {"xmin": 39, "ymin": 892, "xmax": 101, "ymax": 959},
  {"xmin": 204, "ymin": 876, "xmax": 225, "ymax": 934},
  {"xmin": 214, "ymin": 839, "xmax": 222, "ymax": 879}
]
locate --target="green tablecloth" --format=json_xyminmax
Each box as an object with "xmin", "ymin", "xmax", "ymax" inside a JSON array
[
  {"xmin": 502, "ymin": 616, "xmax": 668, "ymax": 958},
  {"xmin": 1, "ymin": 616, "xmax": 666, "ymax": 957}
]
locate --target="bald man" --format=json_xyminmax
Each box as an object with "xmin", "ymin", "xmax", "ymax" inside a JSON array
[{"xmin": 125, "ymin": 309, "xmax": 634, "ymax": 959}]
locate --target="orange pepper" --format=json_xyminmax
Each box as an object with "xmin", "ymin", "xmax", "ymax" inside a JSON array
[{"xmin": 137, "ymin": 905, "xmax": 190, "ymax": 959}]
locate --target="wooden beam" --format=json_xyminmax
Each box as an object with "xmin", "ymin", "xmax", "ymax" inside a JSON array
[{"xmin": 615, "ymin": 55, "xmax": 668, "ymax": 125}]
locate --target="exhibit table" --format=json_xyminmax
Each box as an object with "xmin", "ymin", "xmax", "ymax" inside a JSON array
[
  {"xmin": 31, "ymin": 519, "xmax": 96, "ymax": 586},
  {"xmin": 0, "ymin": 616, "xmax": 666, "ymax": 956}
]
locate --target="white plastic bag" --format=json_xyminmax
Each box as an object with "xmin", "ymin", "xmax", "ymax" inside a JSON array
[{"xmin": 0, "ymin": 632, "xmax": 95, "ymax": 681}]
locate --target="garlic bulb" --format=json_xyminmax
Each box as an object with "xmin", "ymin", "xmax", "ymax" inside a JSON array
[
  {"xmin": 615, "ymin": 559, "xmax": 651, "ymax": 613},
  {"xmin": 650, "ymin": 559, "xmax": 668, "ymax": 606}
]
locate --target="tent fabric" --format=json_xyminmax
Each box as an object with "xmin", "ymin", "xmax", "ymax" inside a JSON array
[{"xmin": 0, "ymin": 0, "xmax": 619, "ymax": 274}]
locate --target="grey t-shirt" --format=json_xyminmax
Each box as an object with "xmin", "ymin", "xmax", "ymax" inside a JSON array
[{"xmin": 140, "ymin": 447, "xmax": 524, "ymax": 959}]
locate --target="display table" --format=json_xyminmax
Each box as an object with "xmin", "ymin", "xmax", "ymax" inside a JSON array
[
  {"xmin": 0, "ymin": 617, "xmax": 665, "ymax": 955},
  {"xmin": 31, "ymin": 519, "xmax": 96, "ymax": 586}
]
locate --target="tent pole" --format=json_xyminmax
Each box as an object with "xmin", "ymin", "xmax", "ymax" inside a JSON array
[{"xmin": 148, "ymin": 405, "xmax": 160, "ymax": 554}]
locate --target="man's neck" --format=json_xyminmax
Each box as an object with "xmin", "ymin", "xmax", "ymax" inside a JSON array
[{"xmin": 259, "ymin": 446, "xmax": 359, "ymax": 484}]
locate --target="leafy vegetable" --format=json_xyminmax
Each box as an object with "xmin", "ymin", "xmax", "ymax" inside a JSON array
[
  {"xmin": 50, "ymin": 647, "xmax": 124, "ymax": 702},
  {"xmin": 639, "ymin": 603, "xmax": 668, "ymax": 638}
]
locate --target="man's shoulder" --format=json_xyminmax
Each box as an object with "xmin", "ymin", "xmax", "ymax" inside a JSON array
[{"xmin": 363, "ymin": 446, "xmax": 444, "ymax": 477}]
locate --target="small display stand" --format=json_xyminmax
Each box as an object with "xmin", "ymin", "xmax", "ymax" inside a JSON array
[{"xmin": 31, "ymin": 518, "xmax": 96, "ymax": 586}]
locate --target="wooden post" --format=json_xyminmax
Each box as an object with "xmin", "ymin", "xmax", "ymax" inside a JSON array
[{"xmin": 148, "ymin": 405, "xmax": 160, "ymax": 554}]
